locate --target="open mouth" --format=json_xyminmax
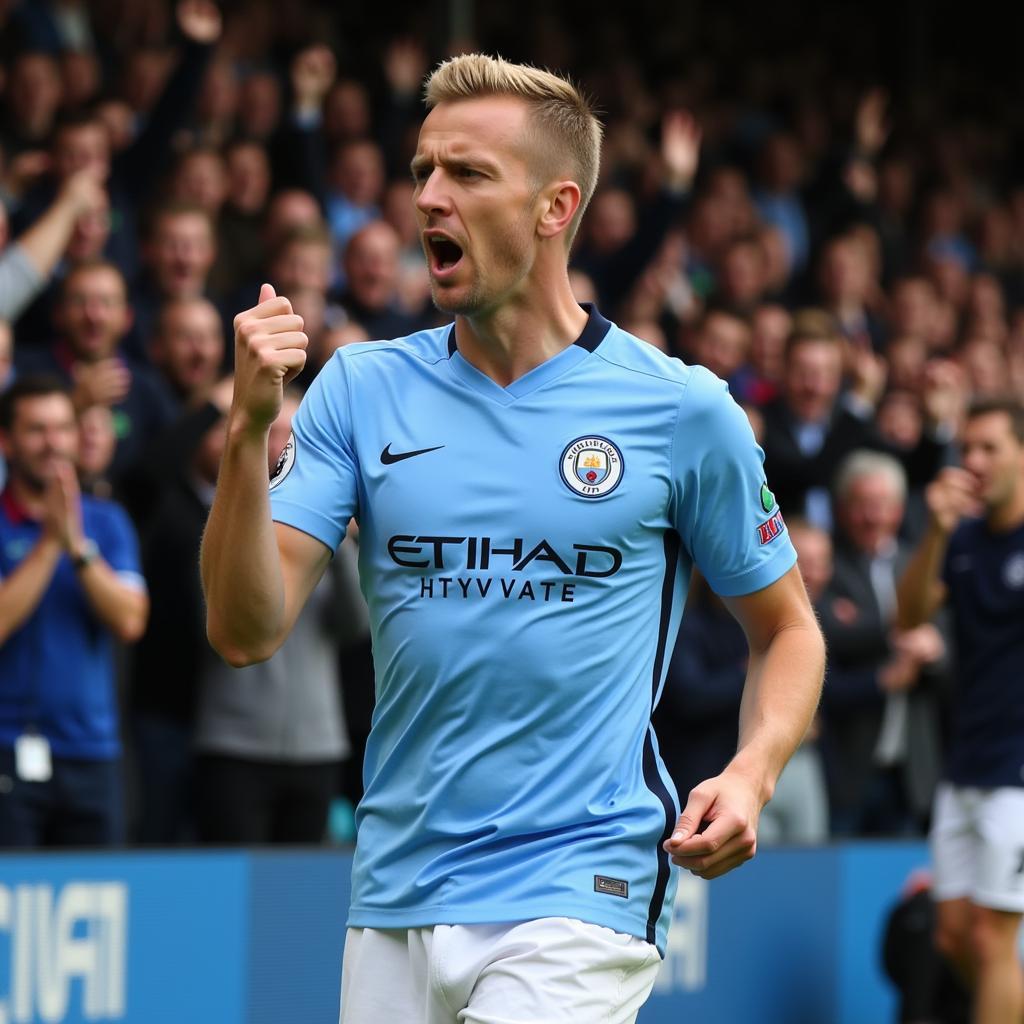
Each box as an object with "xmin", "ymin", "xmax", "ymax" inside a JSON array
[{"xmin": 426, "ymin": 235, "xmax": 464, "ymax": 275}]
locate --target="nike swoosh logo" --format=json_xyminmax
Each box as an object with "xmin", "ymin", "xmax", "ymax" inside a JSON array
[{"xmin": 380, "ymin": 443, "xmax": 445, "ymax": 465}]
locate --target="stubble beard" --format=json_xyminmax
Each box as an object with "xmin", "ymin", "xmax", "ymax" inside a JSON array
[{"xmin": 428, "ymin": 212, "xmax": 535, "ymax": 318}]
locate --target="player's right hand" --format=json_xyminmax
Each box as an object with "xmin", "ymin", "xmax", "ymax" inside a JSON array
[
  {"xmin": 231, "ymin": 283, "xmax": 307, "ymax": 433},
  {"xmin": 926, "ymin": 466, "xmax": 980, "ymax": 535}
]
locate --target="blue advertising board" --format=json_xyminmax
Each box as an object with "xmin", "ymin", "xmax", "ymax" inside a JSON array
[{"xmin": 0, "ymin": 843, "xmax": 933, "ymax": 1023}]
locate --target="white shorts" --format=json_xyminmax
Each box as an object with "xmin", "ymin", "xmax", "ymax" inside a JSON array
[
  {"xmin": 338, "ymin": 917, "xmax": 662, "ymax": 1024},
  {"xmin": 930, "ymin": 782, "xmax": 1024, "ymax": 912}
]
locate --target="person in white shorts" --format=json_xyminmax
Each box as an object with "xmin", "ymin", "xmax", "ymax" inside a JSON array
[
  {"xmin": 898, "ymin": 399, "xmax": 1024, "ymax": 1024},
  {"xmin": 201, "ymin": 53, "xmax": 827, "ymax": 1023}
]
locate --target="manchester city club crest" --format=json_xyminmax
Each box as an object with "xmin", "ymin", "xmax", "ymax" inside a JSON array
[
  {"xmin": 559, "ymin": 436, "xmax": 624, "ymax": 498},
  {"xmin": 269, "ymin": 431, "xmax": 296, "ymax": 490}
]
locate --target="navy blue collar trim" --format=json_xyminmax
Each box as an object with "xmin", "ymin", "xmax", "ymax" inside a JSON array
[{"xmin": 445, "ymin": 303, "xmax": 611, "ymax": 358}]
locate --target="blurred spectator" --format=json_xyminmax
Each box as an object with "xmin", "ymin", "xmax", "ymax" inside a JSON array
[
  {"xmin": 683, "ymin": 307, "xmax": 752, "ymax": 390},
  {"xmin": 237, "ymin": 71, "xmax": 282, "ymax": 143},
  {"xmin": 325, "ymin": 139, "xmax": 385, "ymax": 256},
  {"xmin": 127, "ymin": 376, "xmax": 232, "ymax": 842},
  {"xmin": 211, "ymin": 140, "xmax": 272, "ymax": 297},
  {"xmin": 193, "ymin": 391, "xmax": 354, "ymax": 844},
  {"xmin": 223, "ymin": 190, "xmax": 327, "ymax": 330},
  {"xmin": 0, "ymin": 167, "xmax": 106, "ymax": 325},
  {"xmin": 60, "ymin": 50, "xmax": 102, "ymax": 112},
  {"xmin": 0, "ymin": 375, "xmax": 148, "ymax": 847},
  {"xmin": 381, "ymin": 179, "xmax": 431, "ymax": 316},
  {"xmin": 192, "ymin": 60, "xmax": 239, "ymax": 148},
  {"xmin": 77, "ymin": 403, "xmax": 117, "ymax": 499},
  {"xmin": 714, "ymin": 233, "xmax": 768, "ymax": 314},
  {"xmin": 131, "ymin": 203, "xmax": 217, "ymax": 360},
  {"xmin": 270, "ymin": 224, "xmax": 332, "ymax": 298},
  {"xmin": 149, "ymin": 297, "xmax": 224, "ymax": 410},
  {"xmin": 0, "ymin": 320, "xmax": 11, "ymax": 490},
  {"xmin": 889, "ymin": 276, "xmax": 947, "ymax": 354},
  {"xmin": 0, "ymin": 51, "xmax": 63, "ymax": 156},
  {"xmin": 819, "ymin": 451, "xmax": 948, "ymax": 836},
  {"xmin": 169, "ymin": 145, "xmax": 228, "ymax": 221},
  {"xmin": 760, "ymin": 309, "xmax": 954, "ymax": 531},
  {"xmin": 818, "ymin": 232, "xmax": 885, "ymax": 352},
  {"xmin": 338, "ymin": 220, "xmax": 427, "ymax": 340},
  {"xmin": 737, "ymin": 302, "xmax": 790, "ymax": 406},
  {"xmin": 9, "ymin": 1, "xmax": 221, "ymax": 280},
  {"xmin": 572, "ymin": 111, "xmax": 700, "ymax": 317},
  {"xmin": 752, "ymin": 132, "xmax": 809, "ymax": 277},
  {"xmin": 16, "ymin": 260, "xmax": 176, "ymax": 478}
]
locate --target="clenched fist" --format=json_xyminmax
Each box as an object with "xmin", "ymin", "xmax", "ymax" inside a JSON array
[{"xmin": 231, "ymin": 284, "xmax": 307, "ymax": 433}]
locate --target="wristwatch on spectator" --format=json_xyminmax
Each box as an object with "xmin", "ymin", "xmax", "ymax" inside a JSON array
[{"xmin": 71, "ymin": 539, "xmax": 99, "ymax": 571}]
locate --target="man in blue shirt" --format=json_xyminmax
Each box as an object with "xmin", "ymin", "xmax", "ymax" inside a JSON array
[
  {"xmin": 898, "ymin": 399, "xmax": 1024, "ymax": 1024},
  {"xmin": 202, "ymin": 54, "xmax": 825, "ymax": 1023},
  {"xmin": 0, "ymin": 375, "xmax": 148, "ymax": 846}
]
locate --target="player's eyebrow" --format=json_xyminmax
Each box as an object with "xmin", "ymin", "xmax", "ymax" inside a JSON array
[{"xmin": 410, "ymin": 151, "xmax": 502, "ymax": 178}]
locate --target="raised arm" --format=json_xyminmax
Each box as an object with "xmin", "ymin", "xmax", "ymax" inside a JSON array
[
  {"xmin": 200, "ymin": 284, "xmax": 326, "ymax": 666},
  {"xmin": 0, "ymin": 170, "xmax": 105, "ymax": 321},
  {"xmin": 663, "ymin": 564, "xmax": 825, "ymax": 878},
  {"xmin": 896, "ymin": 466, "xmax": 976, "ymax": 629}
]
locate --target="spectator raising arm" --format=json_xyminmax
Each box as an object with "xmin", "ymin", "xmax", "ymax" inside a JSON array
[
  {"xmin": 0, "ymin": 169, "xmax": 105, "ymax": 321},
  {"xmin": 897, "ymin": 467, "xmax": 979, "ymax": 629}
]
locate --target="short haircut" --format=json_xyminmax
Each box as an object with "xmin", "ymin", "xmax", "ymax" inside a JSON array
[
  {"xmin": 59, "ymin": 258, "xmax": 126, "ymax": 300},
  {"xmin": 785, "ymin": 308, "xmax": 842, "ymax": 361},
  {"xmin": 154, "ymin": 296, "xmax": 220, "ymax": 336},
  {"xmin": 423, "ymin": 53, "xmax": 602, "ymax": 246},
  {"xmin": 274, "ymin": 224, "xmax": 332, "ymax": 261},
  {"xmin": 145, "ymin": 201, "xmax": 214, "ymax": 240},
  {"xmin": 967, "ymin": 398, "xmax": 1024, "ymax": 443},
  {"xmin": 698, "ymin": 302, "xmax": 750, "ymax": 331},
  {"xmin": 833, "ymin": 449, "xmax": 907, "ymax": 504},
  {"xmin": 0, "ymin": 374, "xmax": 71, "ymax": 430},
  {"xmin": 52, "ymin": 107, "xmax": 105, "ymax": 137}
]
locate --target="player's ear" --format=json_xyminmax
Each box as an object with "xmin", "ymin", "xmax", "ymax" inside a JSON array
[{"xmin": 536, "ymin": 180, "xmax": 581, "ymax": 241}]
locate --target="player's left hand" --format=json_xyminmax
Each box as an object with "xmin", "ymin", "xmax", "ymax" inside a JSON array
[{"xmin": 663, "ymin": 769, "xmax": 762, "ymax": 879}]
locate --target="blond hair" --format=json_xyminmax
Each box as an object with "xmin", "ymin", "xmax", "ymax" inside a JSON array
[{"xmin": 424, "ymin": 53, "xmax": 602, "ymax": 246}]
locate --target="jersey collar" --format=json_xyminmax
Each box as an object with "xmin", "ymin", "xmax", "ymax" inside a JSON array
[
  {"xmin": 445, "ymin": 303, "xmax": 612, "ymax": 405},
  {"xmin": 446, "ymin": 303, "xmax": 611, "ymax": 358}
]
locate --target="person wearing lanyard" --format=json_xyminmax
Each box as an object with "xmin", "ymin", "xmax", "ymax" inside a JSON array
[{"xmin": 0, "ymin": 374, "xmax": 147, "ymax": 847}]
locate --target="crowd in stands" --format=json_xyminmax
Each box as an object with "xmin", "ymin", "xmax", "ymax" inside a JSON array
[{"xmin": 1, "ymin": 0, "xmax": 1022, "ymax": 848}]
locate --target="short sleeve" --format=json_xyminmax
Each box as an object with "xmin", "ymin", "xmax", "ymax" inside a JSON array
[
  {"xmin": 92, "ymin": 501, "xmax": 147, "ymax": 591},
  {"xmin": 269, "ymin": 353, "xmax": 359, "ymax": 552},
  {"xmin": 672, "ymin": 366, "xmax": 797, "ymax": 597}
]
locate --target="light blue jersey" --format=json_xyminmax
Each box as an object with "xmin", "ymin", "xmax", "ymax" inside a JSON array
[{"xmin": 269, "ymin": 306, "xmax": 796, "ymax": 953}]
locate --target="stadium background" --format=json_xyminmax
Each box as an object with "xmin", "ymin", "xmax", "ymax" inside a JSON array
[{"xmin": 1, "ymin": 0, "xmax": 1023, "ymax": 1020}]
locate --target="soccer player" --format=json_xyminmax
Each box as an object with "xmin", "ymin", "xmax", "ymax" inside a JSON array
[
  {"xmin": 202, "ymin": 54, "xmax": 825, "ymax": 1023},
  {"xmin": 898, "ymin": 399, "xmax": 1024, "ymax": 1024}
]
